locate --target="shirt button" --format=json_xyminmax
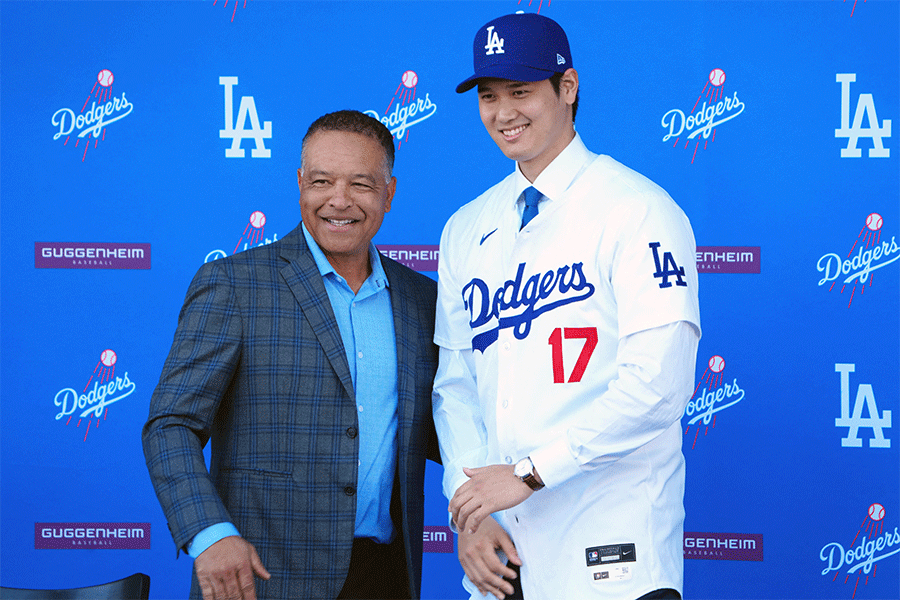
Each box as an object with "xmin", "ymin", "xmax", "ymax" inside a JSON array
[
  {"xmin": 346, "ymin": 427, "xmax": 357, "ymax": 438},
  {"xmin": 358, "ymin": 351, "xmax": 364, "ymax": 359},
  {"xmin": 344, "ymin": 486, "xmax": 356, "ymax": 496},
  {"xmin": 505, "ymin": 456, "xmax": 513, "ymax": 464}
]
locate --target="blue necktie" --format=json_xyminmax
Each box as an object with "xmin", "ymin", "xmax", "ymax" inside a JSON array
[{"xmin": 520, "ymin": 186, "xmax": 541, "ymax": 230}]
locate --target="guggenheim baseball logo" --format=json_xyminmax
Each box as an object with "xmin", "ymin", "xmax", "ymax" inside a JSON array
[
  {"xmin": 661, "ymin": 68, "xmax": 745, "ymax": 164},
  {"xmin": 51, "ymin": 69, "xmax": 133, "ymax": 162},
  {"xmin": 35, "ymin": 242, "xmax": 150, "ymax": 270},
  {"xmin": 36, "ymin": 523, "xmax": 150, "ymax": 549},
  {"xmin": 820, "ymin": 503, "xmax": 899, "ymax": 599},
  {"xmin": 365, "ymin": 70, "xmax": 437, "ymax": 147},
  {"xmin": 683, "ymin": 355, "xmax": 745, "ymax": 449},
  {"xmin": 53, "ymin": 349, "xmax": 136, "ymax": 442},
  {"xmin": 204, "ymin": 211, "xmax": 279, "ymax": 263},
  {"xmin": 816, "ymin": 213, "xmax": 898, "ymax": 307}
]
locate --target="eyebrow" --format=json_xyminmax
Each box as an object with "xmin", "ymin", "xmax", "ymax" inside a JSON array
[
  {"xmin": 477, "ymin": 80, "xmax": 531, "ymax": 93},
  {"xmin": 305, "ymin": 169, "xmax": 378, "ymax": 184}
]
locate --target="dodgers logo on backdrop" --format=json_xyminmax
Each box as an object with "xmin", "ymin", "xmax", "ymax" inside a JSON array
[
  {"xmin": 660, "ymin": 68, "xmax": 745, "ymax": 164},
  {"xmin": 683, "ymin": 355, "xmax": 746, "ymax": 449},
  {"xmin": 816, "ymin": 213, "xmax": 899, "ymax": 307},
  {"xmin": 220, "ymin": 76, "xmax": 272, "ymax": 158},
  {"xmin": 365, "ymin": 70, "xmax": 437, "ymax": 147},
  {"xmin": 834, "ymin": 363, "xmax": 891, "ymax": 449},
  {"xmin": 53, "ymin": 349, "xmax": 136, "ymax": 442},
  {"xmin": 463, "ymin": 261, "xmax": 595, "ymax": 352},
  {"xmin": 820, "ymin": 503, "xmax": 899, "ymax": 598},
  {"xmin": 51, "ymin": 69, "xmax": 134, "ymax": 162},
  {"xmin": 204, "ymin": 211, "xmax": 279, "ymax": 263},
  {"xmin": 835, "ymin": 74, "xmax": 892, "ymax": 158}
]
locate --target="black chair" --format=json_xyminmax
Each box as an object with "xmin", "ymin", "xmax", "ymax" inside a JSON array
[{"xmin": 0, "ymin": 573, "xmax": 150, "ymax": 599}]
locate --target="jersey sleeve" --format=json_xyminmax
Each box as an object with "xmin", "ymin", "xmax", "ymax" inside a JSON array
[
  {"xmin": 610, "ymin": 187, "xmax": 701, "ymax": 339},
  {"xmin": 529, "ymin": 320, "xmax": 699, "ymax": 489}
]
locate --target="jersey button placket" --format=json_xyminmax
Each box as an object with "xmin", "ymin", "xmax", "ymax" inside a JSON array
[{"xmin": 496, "ymin": 328, "xmax": 516, "ymax": 453}]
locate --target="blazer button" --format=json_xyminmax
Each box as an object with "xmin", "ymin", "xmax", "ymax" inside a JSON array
[
  {"xmin": 344, "ymin": 486, "xmax": 356, "ymax": 496},
  {"xmin": 346, "ymin": 427, "xmax": 358, "ymax": 438}
]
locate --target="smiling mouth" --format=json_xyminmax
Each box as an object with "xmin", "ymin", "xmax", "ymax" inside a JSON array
[
  {"xmin": 501, "ymin": 124, "xmax": 528, "ymax": 139},
  {"xmin": 324, "ymin": 218, "xmax": 357, "ymax": 227}
]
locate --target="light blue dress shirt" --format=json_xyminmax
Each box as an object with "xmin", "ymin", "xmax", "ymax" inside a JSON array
[{"xmin": 187, "ymin": 224, "xmax": 399, "ymax": 557}]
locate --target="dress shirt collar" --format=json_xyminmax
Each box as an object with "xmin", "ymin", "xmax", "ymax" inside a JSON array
[
  {"xmin": 511, "ymin": 132, "xmax": 594, "ymax": 208},
  {"xmin": 300, "ymin": 222, "xmax": 390, "ymax": 291}
]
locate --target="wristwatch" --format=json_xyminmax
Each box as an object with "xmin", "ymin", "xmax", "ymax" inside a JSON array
[{"xmin": 514, "ymin": 456, "xmax": 545, "ymax": 491}]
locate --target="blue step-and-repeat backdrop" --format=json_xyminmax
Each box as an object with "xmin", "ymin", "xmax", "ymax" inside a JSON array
[{"xmin": 1, "ymin": 1, "xmax": 898, "ymax": 598}]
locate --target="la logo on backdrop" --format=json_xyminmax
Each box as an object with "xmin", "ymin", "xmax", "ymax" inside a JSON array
[
  {"xmin": 660, "ymin": 68, "xmax": 745, "ymax": 164},
  {"xmin": 816, "ymin": 213, "xmax": 899, "ymax": 307},
  {"xmin": 835, "ymin": 73, "xmax": 891, "ymax": 158},
  {"xmin": 820, "ymin": 503, "xmax": 899, "ymax": 599},
  {"xmin": 51, "ymin": 69, "xmax": 134, "ymax": 162},
  {"xmin": 834, "ymin": 363, "xmax": 892, "ymax": 450},
  {"xmin": 53, "ymin": 349, "xmax": 136, "ymax": 442},
  {"xmin": 683, "ymin": 354, "xmax": 746, "ymax": 449}
]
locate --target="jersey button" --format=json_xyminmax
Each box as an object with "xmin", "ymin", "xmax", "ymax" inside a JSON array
[
  {"xmin": 502, "ymin": 399, "xmax": 509, "ymax": 408},
  {"xmin": 503, "ymin": 342, "xmax": 510, "ymax": 351},
  {"xmin": 505, "ymin": 456, "xmax": 513, "ymax": 464}
]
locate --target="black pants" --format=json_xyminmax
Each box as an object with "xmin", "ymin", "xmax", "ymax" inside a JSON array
[
  {"xmin": 337, "ymin": 536, "xmax": 411, "ymax": 600},
  {"xmin": 504, "ymin": 562, "xmax": 681, "ymax": 600}
]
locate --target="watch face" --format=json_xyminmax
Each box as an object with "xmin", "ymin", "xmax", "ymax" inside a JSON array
[{"xmin": 515, "ymin": 458, "xmax": 532, "ymax": 478}]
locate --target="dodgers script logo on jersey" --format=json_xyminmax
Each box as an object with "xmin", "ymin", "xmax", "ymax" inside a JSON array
[
  {"xmin": 220, "ymin": 76, "xmax": 271, "ymax": 158},
  {"xmin": 660, "ymin": 68, "xmax": 744, "ymax": 164},
  {"xmin": 463, "ymin": 261, "xmax": 595, "ymax": 352},
  {"xmin": 365, "ymin": 70, "xmax": 437, "ymax": 147},
  {"xmin": 53, "ymin": 349, "xmax": 136, "ymax": 442},
  {"xmin": 51, "ymin": 69, "xmax": 133, "ymax": 162},
  {"xmin": 204, "ymin": 210, "xmax": 279, "ymax": 263}
]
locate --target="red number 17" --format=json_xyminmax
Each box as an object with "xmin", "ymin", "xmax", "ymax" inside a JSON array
[{"xmin": 548, "ymin": 327, "xmax": 598, "ymax": 384}]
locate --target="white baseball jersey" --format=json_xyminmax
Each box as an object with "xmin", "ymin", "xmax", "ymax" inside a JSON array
[{"xmin": 434, "ymin": 134, "xmax": 701, "ymax": 598}]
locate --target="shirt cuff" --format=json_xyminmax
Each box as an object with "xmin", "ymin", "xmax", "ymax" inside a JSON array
[
  {"xmin": 528, "ymin": 436, "xmax": 582, "ymax": 491},
  {"xmin": 187, "ymin": 522, "xmax": 240, "ymax": 558}
]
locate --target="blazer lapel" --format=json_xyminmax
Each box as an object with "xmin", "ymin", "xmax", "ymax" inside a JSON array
[
  {"xmin": 279, "ymin": 226, "xmax": 355, "ymax": 402},
  {"xmin": 382, "ymin": 258, "xmax": 418, "ymax": 459}
]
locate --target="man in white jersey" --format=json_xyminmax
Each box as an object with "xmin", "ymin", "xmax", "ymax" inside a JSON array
[{"xmin": 433, "ymin": 12, "xmax": 701, "ymax": 600}]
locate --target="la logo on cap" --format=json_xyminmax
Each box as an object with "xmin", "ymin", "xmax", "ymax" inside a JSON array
[{"xmin": 485, "ymin": 25, "xmax": 505, "ymax": 55}]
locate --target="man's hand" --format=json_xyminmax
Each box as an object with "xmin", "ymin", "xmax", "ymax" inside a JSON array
[
  {"xmin": 194, "ymin": 536, "xmax": 271, "ymax": 600},
  {"xmin": 450, "ymin": 464, "xmax": 534, "ymax": 534},
  {"xmin": 458, "ymin": 516, "xmax": 521, "ymax": 600}
]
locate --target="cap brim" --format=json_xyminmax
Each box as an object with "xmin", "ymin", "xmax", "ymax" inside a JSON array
[{"xmin": 455, "ymin": 64, "xmax": 559, "ymax": 93}]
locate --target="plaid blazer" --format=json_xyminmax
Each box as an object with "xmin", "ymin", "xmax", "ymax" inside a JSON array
[{"xmin": 142, "ymin": 224, "xmax": 439, "ymax": 599}]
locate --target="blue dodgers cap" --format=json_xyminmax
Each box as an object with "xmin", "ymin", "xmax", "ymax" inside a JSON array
[{"xmin": 456, "ymin": 12, "xmax": 572, "ymax": 93}]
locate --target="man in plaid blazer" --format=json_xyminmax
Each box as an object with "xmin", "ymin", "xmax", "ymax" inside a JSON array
[{"xmin": 143, "ymin": 111, "xmax": 439, "ymax": 599}]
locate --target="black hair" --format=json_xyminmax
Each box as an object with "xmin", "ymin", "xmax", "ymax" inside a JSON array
[{"xmin": 301, "ymin": 110, "xmax": 395, "ymax": 179}]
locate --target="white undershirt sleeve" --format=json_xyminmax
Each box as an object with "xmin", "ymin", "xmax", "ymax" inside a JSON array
[{"xmin": 432, "ymin": 346, "xmax": 489, "ymax": 502}]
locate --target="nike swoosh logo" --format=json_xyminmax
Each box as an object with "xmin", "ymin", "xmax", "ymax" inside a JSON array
[{"xmin": 480, "ymin": 228, "xmax": 499, "ymax": 245}]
